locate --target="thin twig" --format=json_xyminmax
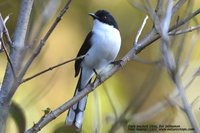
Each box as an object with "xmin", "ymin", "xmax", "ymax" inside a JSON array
[
  {"xmin": 155, "ymin": 0, "xmax": 162, "ymax": 13},
  {"xmin": 169, "ymin": 24, "xmax": 200, "ymax": 36},
  {"xmin": 173, "ymin": 76, "xmax": 199, "ymax": 132},
  {"xmin": 3, "ymin": 15, "xmax": 12, "ymax": 46},
  {"xmin": 170, "ymin": 8, "xmax": 200, "ymax": 31},
  {"xmin": 18, "ymin": 0, "xmax": 72, "ymax": 81},
  {"xmin": 21, "ymin": 55, "xmax": 85, "ymax": 84},
  {"xmin": 134, "ymin": 15, "xmax": 149, "ymax": 45},
  {"xmin": 0, "ymin": 13, "xmax": 14, "ymax": 78},
  {"xmin": 134, "ymin": 7, "xmax": 200, "ymax": 54},
  {"xmin": 0, "ymin": 0, "xmax": 35, "ymax": 132},
  {"xmin": 27, "ymin": 0, "xmax": 61, "ymax": 48},
  {"xmin": 155, "ymin": 0, "xmax": 199, "ymax": 131},
  {"xmin": 0, "ymin": 38, "xmax": 17, "ymax": 80},
  {"xmin": 172, "ymin": 0, "xmax": 187, "ymax": 14},
  {"xmin": 174, "ymin": 0, "xmax": 193, "ymax": 73}
]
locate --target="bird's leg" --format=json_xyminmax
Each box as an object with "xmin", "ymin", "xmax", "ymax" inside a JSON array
[
  {"xmin": 111, "ymin": 60, "xmax": 123, "ymax": 67},
  {"xmin": 93, "ymin": 68, "xmax": 102, "ymax": 83}
]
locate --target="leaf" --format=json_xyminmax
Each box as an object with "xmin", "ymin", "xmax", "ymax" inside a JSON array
[{"xmin": 9, "ymin": 102, "xmax": 26, "ymax": 133}]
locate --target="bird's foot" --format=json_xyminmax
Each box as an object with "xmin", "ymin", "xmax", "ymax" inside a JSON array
[
  {"xmin": 93, "ymin": 69, "xmax": 102, "ymax": 83},
  {"xmin": 111, "ymin": 60, "xmax": 123, "ymax": 67}
]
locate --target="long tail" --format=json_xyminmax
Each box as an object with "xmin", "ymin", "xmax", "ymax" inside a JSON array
[{"xmin": 66, "ymin": 71, "xmax": 91, "ymax": 130}]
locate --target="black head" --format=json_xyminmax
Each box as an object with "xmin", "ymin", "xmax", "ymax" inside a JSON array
[{"xmin": 89, "ymin": 10, "xmax": 119, "ymax": 29}]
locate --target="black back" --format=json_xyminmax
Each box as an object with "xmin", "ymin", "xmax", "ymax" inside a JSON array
[
  {"xmin": 75, "ymin": 32, "xmax": 92, "ymax": 77},
  {"xmin": 95, "ymin": 10, "xmax": 119, "ymax": 29}
]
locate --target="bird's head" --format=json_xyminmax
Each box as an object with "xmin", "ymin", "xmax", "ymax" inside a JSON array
[{"xmin": 89, "ymin": 10, "xmax": 118, "ymax": 29}]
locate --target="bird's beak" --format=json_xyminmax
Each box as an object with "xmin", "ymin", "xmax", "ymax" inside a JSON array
[{"xmin": 88, "ymin": 13, "xmax": 99, "ymax": 19}]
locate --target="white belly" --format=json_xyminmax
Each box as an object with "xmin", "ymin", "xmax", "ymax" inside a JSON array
[{"xmin": 82, "ymin": 20, "xmax": 121, "ymax": 73}]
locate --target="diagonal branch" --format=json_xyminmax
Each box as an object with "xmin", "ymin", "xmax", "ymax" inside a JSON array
[
  {"xmin": 18, "ymin": 0, "xmax": 72, "ymax": 81},
  {"xmin": 3, "ymin": 15, "xmax": 13, "ymax": 46},
  {"xmin": 1, "ymin": 39, "xmax": 17, "ymax": 80},
  {"xmin": 21, "ymin": 55, "xmax": 85, "ymax": 84},
  {"xmin": 134, "ymin": 7, "xmax": 200, "ymax": 54},
  {"xmin": 134, "ymin": 15, "xmax": 149, "ymax": 45},
  {"xmin": 169, "ymin": 24, "xmax": 200, "ymax": 35},
  {"xmin": 0, "ymin": 0, "xmax": 35, "ymax": 132},
  {"xmin": 0, "ymin": 15, "xmax": 16, "ymax": 80},
  {"xmin": 151, "ymin": 0, "xmax": 199, "ymax": 131}
]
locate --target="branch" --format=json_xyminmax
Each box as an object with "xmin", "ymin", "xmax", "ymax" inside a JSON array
[
  {"xmin": 0, "ymin": 14, "xmax": 16, "ymax": 80},
  {"xmin": 18, "ymin": 0, "xmax": 72, "ymax": 81},
  {"xmin": 134, "ymin": 15, "xmax": 149, "ymax": 45},
  {"xmin": 0, "ymin": 0, "xmax": 35, "ymax": 132},
  {"xmin": 152, "ymin": 0, "xmax": 199, "ymax": 131},
  {"xmin": 134, "ymin": 7, "xmax": 200, "ymax": 54},
  {"xmin": 21, "ymin": 55, "xmax": 85, "ymax": 84},
  {"xmin": 1, "ymin": 39, "xmax": 17, "ymax": 80},
  {"xmin": 169, "ymin": 24, "xmax": 200, "ymax": 35},
  {"xmin": 169, "ymin": 8, "xmax": 200, "ymax": 31},
  {"xmin": 0, "ymin": 0, "xmax": 35, "ymax": 101},
  {"xmin": 3, "ymin": 15, "xmax": 12, "ymax": 46},
  {"xmin": 172, "ymin": 0, "xmax": 187, "ymax": 14}
]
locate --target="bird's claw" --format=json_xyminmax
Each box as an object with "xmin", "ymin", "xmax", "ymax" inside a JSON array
[
  {"xmin": 93, "ymin": 69, "xmax": 102, "ymax": 83},
  {"xmin": 111, "ymin": 60, "xmax": 123, "ymax": 67}
]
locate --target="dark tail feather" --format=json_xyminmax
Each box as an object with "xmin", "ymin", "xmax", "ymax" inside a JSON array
[{"xmin": 66, "ymin": 72, "xmax": 91, "ymax": 130}]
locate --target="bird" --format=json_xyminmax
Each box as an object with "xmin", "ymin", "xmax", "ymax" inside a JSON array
[{"xmin": 66, "ymin": 10, "xmax": 121, "ymax": 130}]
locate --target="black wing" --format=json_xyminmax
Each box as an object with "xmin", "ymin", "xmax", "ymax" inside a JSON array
[{"xmin": 75, "ymin": 32, "xmax": 93, "ymax": 77}]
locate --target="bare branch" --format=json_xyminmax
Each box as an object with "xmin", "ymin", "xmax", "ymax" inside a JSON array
[
  {"xmin": 27, "ymin": 0, "xmax": 61, "ymax": 47},
  {"xmin": 172, "ymin": 0, "xmax": 187, "ymax": 14},
  {"xmin": 21, "ymin": 55, "xmax": 85, "ymax": 84},
  {"xmin": 0, "ymin": 39, "xmax": 17, "ymax": 80},
  {"xmin": 134, "ymin": 15, "xmax": 149, "ymax": 45},
  {"xmin": 134, "ymin": 7, "xmax": 200, "ymax": 54},
  {"xmin": 0, "ymin": 0, "xmax": 35, "ymax": 132},
  {"xmin": 174, "ymin": 0, "xmax": 193, "ymax": 72},
  {"xmin": 18, "ymin": 0, "xmax": 72, "ymax": 81},
  {"xmin": 0, "ymin": 14, "xmax": 16, "ymax": 80},
  {"xmin": 170, "ymin": 8, "xmax": 200, "ymax": 31},
  {"xmin": 3, "ymin": 14, "xmax": 12, "ymax": 46},
  {"xmin": 0, "ymin": 13, "xmax": 12, "ymax": 47},
  {"xmin": 154, "ymin": 0, "xmax": 199, "ymax": 131},
  {"xmin": 169, "ymin": 24, "xmax": 200, "ymax": 35}
]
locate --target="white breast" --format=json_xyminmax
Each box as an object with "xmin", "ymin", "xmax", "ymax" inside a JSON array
[{"xmin": 82, "ymin": 20, "xmax": 121, "ymax": 72}]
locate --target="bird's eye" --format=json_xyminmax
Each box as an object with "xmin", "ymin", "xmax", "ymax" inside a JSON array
[{"xmin": 104, "ymin": 16, "xmax": 107, "ymax": 19}]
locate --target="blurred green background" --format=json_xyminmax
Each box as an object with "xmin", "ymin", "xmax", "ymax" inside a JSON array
[{"xmin": 0, "ymin": 0, "xmax": 200, "ymax": 133}]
